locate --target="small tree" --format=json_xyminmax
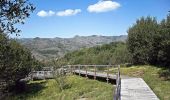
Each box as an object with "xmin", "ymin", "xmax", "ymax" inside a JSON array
[
  {"xmin": 52, "ymin": 59, "xmax": 70, "ymax": 91},
  {"xmin": 0, "ymin": 33, "xmax": 39, "ymax": 92},
  {"xmin": 0, "ymin": 0, "xmax": 35, "ymax": 92},
  {"xmin": 54, "ymin": 68, "xmax": 70, "ymax": 91}
]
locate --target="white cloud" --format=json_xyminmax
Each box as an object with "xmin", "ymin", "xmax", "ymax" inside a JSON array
[
  {"xmin": 56, "ymin": 9, "xmax": 81, "ymax": 16},
  {"xmin": 87, "ymin": 0, "xmax": 120, "ymax": 13},
  {"xmin": 48, "ymin": 10, "xmax": 55, "ymax": 16},
  {"xmin": 37, "ymin": 10, "xmax": 48, "ymax": 17},
  {"xmin": 37, "ymin": 10, "xmax": 55, "ymax": 17},
  {"xmin": 37, "ymin": 9, "xmax": 81, "ymax": 17}
]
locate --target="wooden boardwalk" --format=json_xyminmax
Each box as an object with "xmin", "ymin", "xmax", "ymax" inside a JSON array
[
  {"xmin": 68, "ymin": 65, "xmax": 159, "ymax": 100},
  {"xmin": 121, "ymin": 78, "xmax": 159, "ymax": 100}
]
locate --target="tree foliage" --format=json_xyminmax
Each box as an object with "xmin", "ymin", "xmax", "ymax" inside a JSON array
[
  {"xmin": 127, "ymin": 17, "xmax": 159, "ymax": 64},
  {"xmin": 127, "ymin": 15, "xmax": 170, "ymax": 67},
  {"xmin": 0, "ymin": 0, "xmax": 35, "ymax": 35},
  {"xmin": 0, "ymin": 0, "xmax": 36, "ymax": 92},
  {"xmin": 0, "ymin": 33, "xmax": 41, "ymax": 92},
  {"xmin": 157, "ymin": 14, "xmax": 170, "ymax": 66}
]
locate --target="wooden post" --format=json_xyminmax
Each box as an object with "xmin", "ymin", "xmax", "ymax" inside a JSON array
[
  {"xmin": 79, "ymin": 65, "xmax": 80, "ymax": 76},
  {"xmin": 69, "ymin": 65, "xmax": 71, "ymax": 74},
  {"xmin": 43, "ymin": 71, "xmax": 45, "ymax": 80},
  {"xmin": 71, "ymin": 66, "xmax": 75, "ymax": 74},
  {"xmin": 106, "ymin": 65, "xmax": 109, "ymax": 83},
  {"xmin": 94, "ymin": 65, "xmax": 96, "ymax": 80},
  {"xmin": 85, "ymin": 65, "xmax": 88, "ymax": 78},
  {"xmin": 74, "ymin": 66, "xmax": 76, "ymax": 74},
  {"xmin": 118, "ymin": 65, "xmax": 120, "ymax": 77},
  {"xmin": 115, "ymin": 73, "xmax": 118, "ymax": 100},
  {"xmin": 71, "ymin": 65, "xmax": 73, "ymax": 74},
  {"xmin": 118, "ymin": 65, "xmax": 121, "ymax": 100},
  {"xmin": 72, "ymin": 66, "xmax": 74, "ymax": 74}
]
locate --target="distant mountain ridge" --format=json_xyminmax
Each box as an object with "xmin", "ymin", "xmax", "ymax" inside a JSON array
[{"xmin": 18, "ymin": 35, "xmax": 127, "ymax": 61}]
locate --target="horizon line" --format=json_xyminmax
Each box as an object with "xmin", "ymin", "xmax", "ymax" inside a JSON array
[{"xmin": 13, "ymin": 34, "xmax": 127, "ymax": 39}]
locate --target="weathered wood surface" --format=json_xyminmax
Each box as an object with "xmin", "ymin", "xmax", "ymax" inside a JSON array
[
  {"xmin": 121, "ymin": 78, "xmax": 159, "ymax": 100},
  {"xmin": 74, "ymin": 70, "xmax": 117, "ymax": 80}
]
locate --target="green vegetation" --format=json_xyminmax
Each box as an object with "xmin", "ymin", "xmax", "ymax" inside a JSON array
[
  {"xmin": 54, "ymin": 70, "xmax": 70, "ymax": 91},
  {"xmin": 0, "ymin": 33, "xmax": 43, "ymax": 92},
  {"xmin": 127, "ymin": 15, "xmax": 170, "ymax": 67},
  {"xmin": 0, "ymin": 0, "xmax": 37, "ymax": 93},
  {"xmin": 44, "ymin": 14, "xmax": 170, "ymax": 100},
  {"xmin": 6, "ymin": 75, "xmax": 114, "ymax": 100},
  {"xmin": 1, "ymin": 0, "xmax": 170, "ymax": 99},
  {"xmin": 54, "ymin": 42, "xmax": 131, "ymax": 66},
  {"xmin": 120, "ymin": 65, "xmax": 170, "ymax": 100},
  {"xmin": 19, "ymin": 35, "xmax": 127, "ymax": 61}
]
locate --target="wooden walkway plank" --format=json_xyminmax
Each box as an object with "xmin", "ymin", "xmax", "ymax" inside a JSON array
[{"xmin": 121, "ymin": 78, "xmax": 159, "ymax": 100}]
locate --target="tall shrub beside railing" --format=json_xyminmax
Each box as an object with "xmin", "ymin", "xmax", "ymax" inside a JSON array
[{"xmin": 54, "ymin": 68, "xmax": 70, "ymax": 91}]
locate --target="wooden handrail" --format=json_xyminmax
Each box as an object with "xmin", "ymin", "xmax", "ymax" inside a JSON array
[{"xmin": 67, "ymin": 65, "xmax": 118, "ymax": 67}]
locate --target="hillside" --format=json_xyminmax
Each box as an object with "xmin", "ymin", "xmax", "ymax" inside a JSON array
[
  {"xmin": 18, "ymin": 35, "xmax": 127, "ymax": 61},
  {"xmin": 55, "ymin": 42, "xmax": 131, "ymax": 66}
]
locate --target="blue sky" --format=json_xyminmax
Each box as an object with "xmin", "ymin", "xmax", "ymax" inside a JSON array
[{"xmin": 17, "ymin": 0, "xmax": 170, "ymax": 38}]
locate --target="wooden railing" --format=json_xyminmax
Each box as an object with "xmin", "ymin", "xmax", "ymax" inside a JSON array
[
  {"xmin": 67, "ymin": 65, "xmax": 116, "ymax": 82},
  {"xmin": 114, "ymin": 65, "xmax": 121, "ymax": 100},
  {"xmin": 64, "ymin": 65, "xmax": 121, "ymax": 100}
]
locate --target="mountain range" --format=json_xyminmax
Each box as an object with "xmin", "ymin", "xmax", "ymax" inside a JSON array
[{"xmin": 18, "ymin": 35, "xmax": 127, "ymax": 61}]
